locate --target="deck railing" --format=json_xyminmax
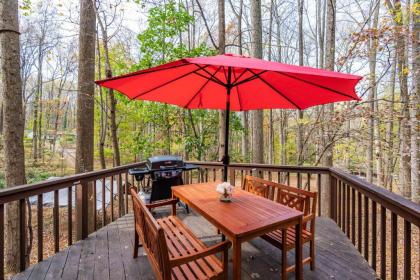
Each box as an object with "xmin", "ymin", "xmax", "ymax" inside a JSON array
[
  {"xmin": 0, "ymin": 161, "xmax": 418, "ymax": 280},
  {"xmin": 186, "ymin": 162, "xmax": 420, "ymax": 280},
  {"xmin": 0, "ymin": 161, "xmax": 145, "ymax": 279}
]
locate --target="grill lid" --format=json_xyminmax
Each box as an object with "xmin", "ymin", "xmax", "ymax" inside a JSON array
[{"xmin": 147, "ymin": 155, "xmax": 185, "ymax": 170}]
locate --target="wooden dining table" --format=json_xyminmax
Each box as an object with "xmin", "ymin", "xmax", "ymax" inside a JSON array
[{"xmin": 172, "ymin": 182, "xmax": 304, "ymax": 280}]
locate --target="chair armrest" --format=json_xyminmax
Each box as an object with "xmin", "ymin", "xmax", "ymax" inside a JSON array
[
  {"xmin": 146, "ymin": 198, "xmax": 178, "ymax": 209},
  {"xmin": 302, "ymin": 213, "xmax": 315, "ymax": 223},
  {"xmin": 170, "ymin": 240, "xmax": 231, "ymax": 267}
]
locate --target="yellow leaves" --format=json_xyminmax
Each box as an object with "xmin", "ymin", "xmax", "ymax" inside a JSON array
[
  {"xmin": 402, "ymin": 66, "xmax": 410, "ymax": 76},
  {"xmin": 412, "ymin": 3, "xmax": 420, "ymax": 17}
]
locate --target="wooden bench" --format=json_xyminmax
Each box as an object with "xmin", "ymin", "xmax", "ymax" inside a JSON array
[
  {"xmin": 243, "ymin": 175, "xmax": 317, "ymax": 279},
  {"xmin": 130, "ymin": 187, "xmax": 231, "ymax": 280}
]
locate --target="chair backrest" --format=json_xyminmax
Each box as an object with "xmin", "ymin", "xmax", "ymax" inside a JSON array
[
  {"xmin": 243, "ymin": 176, "xmax": 317, "ymax": 228},
  {"xmin": 130, "ymin": 187, "xmax": 171, "ymax": 280},
  {"xmin": 243, "ymin": 175, "xmax": 270, "ymax": 198}
]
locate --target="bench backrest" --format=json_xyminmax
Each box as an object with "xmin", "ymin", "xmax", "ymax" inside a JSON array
[
  {"xmin": 130, "ymin": 187, "xmax": 171, "ymax": 280},
  {"xmin": 243, "ymin": 175, "xmax": 317, "ymax": 228}
]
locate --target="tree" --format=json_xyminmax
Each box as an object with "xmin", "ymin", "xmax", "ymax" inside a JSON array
[
  {"xmin": 384, "ymin": 52, "xmax": 397, "ymax": 190},
  {"xmin": 75, "ymin": 0, "xmax": 96, "ymax": 239},
  {"xmin": 366, "ymin": 1, "xmax": 380, "ymax": 183},
  {"xmin": 31, "ymin": 4, "xmax": 55, "ymax": 162},
  {"xmin": 95, "ymin": 0, "xmax": 121, "ymax": 167},
  {"xmin": 267, "ymin": 0, "xmax": 274, "ymax": 164},
  {"xmin": 385, "ymin": 0, "xmax": 411, "ymax": 199},
  {"xmin": 0, "ymin": 0, "xmax": 27, "ymax": 273},
  {"xmin": 320, "ymin": 0, "xmax": 336, "ymax": 217},
  {"xmin": 218, "ymin": 0, "xmax": 226, "ymax": 162},
  {"xmin": 96, "ymin": 34, "xmax": 107, "ymax": 169},
  {"xmin": 250, "ymin": 0, "xmax": 264, "ymax": 164},
  {"xmin": 228, "ymin": 0, "xmax": 248, "ymax": 162},
  {"xmin": 411, "ymin": 0, "xmax": 419, "ymax": 203},
  {"xmin": 296, "ymin": 0, "xmax": 304, "ymax": 165}
]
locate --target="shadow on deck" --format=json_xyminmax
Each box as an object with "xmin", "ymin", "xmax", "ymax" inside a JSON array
[{"xmin": 13, "ymin": 209, "xmax": 376, "ymax": 280}]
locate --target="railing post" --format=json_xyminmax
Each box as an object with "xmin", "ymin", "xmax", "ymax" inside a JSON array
[
  {"xmin": 329, "ymin": 175, "xmax": 336, "ymax": 220},
  {"xmin": 118, "ymin": 174, "xmax": 124, "ymax": 218},
  {"xmin": 19, "ymin": 199, "xmax": 26, "ymax": 272},
  {"xmin": 229, "ymin": 168, "xmax": 235, "ymax": 186},
  {"xmin": 320, "ymin": 171, "xmax": 333, "ymax": 218},
  {"xmin": 76, "ymin": 181, "xmax": 88, "ymax": 240}
]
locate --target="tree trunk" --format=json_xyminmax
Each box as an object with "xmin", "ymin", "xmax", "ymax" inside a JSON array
[
  {"xmin": 280, "ymin": 111, "xmax": 287, "ymax": 165},
  {"xmin": 96, "ymin": 10, "xmax": 120, "ymax": 167},
  {"xmin": 0, "ymin": 0, "xmax": 27, "ymax": 272},
  {"xmin": 386, "ymin": 0, "xmax": 411, "ymax": 198},
  {"xmin": 296, "ymin": 0, "xmax": 304, "ymax": 165},
  {"xmin": 320, "ymin": 0, "xmax": 336, "ymax": 217},
  {"xmin": 367, "ymin": 2, "xmax": 380, "ymax": 183},
  {"xmin": 241, "ymin": 111, "xmax": 249, "ymax": 161},
  {"xmin": 231, "ymin": 0, "xmax": 248, "ymax": 162},
  {"xmin": 268, "ymin": 1, "xmax": 274, "ymax": 164},
  {"xmin": 96, "ymin": 31, "xmax": 107, "ymax": 169},
  {"xmin": 0, "ymin": 101, "xmax": 3, "ymax": 135},
  {"xmin": 251, "ymin": 0, "xmax": 264, "ymax": 165},
  {"xmin": 75, "ymin": 0, "xmax": 96, "ymax": 239},
  {"xmin": 411, "ymin": 0, "xmax": 419, "ymax": 202},
  {"xmin": 318, "ymin": 0, "xmax": 326, "ymax": 69},
  {"xmin": 218, "ymin": 0, "xmax": 226, "ymax": 162},
  {"xmin": 385, "ymin": 53, "xmax": 397, "ymax": 190},
  {"xmin": 32, "ymin": 44, "xmax": 43, "ymax": 162}
]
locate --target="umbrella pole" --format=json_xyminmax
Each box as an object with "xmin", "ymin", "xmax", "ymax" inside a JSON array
[
  {"xmin": 223, "ymin": 67, "xmax": 232, "ymax": 182},
  {"xmin": 223, "ymin": 94, "xmax": 230, "ymax": 182}
]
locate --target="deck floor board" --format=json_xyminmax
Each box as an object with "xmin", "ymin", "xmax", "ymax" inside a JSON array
[{"xmin": 12, "ymin": 209, "xmax": 376, "ymax": 280}]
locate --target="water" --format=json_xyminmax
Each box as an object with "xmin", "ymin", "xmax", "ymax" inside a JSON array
[{"xmin": 28, "ymin": 177, "xmax": 118, "ymax": 210}]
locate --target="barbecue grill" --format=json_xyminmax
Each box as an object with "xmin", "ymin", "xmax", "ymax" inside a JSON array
[{"xmin": 128, "ymin": 155, "xmax": 198, "ymax": 204}]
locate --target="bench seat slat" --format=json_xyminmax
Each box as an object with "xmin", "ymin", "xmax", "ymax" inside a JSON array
[
  {"xmin": 164, "ymin": 217, "xmax": 223, "ymax": 277},
  {"xmin": 159, "ymin": 217, "xmax": 211, "ymax": 279},
  {"xmin": 158, "ymin": 216, "xmax": 223, "ymax": 279}
]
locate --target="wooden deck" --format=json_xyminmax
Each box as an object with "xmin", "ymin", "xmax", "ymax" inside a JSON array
[{"xmin": 13, "ymin": 209, "xmax": 376, "ymax": 280}]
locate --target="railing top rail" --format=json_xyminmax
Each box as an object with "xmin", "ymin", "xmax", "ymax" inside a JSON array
[
  {"xmin": 190, "ymin": 162, "xmax": 419, "ymax": 225},
  {"xmin": 0, "ymin": 161, "xmax": 417, "ymax": 226},
  {"xmin": 329, "ymin": 167, "xmax": 420, "ymax": 226},
  {"xmin": 0, "ymin": 161, "xmax": 146, "ymax": 204},
  {"xmin": 188, "ymin": 161, "xmax": 330, "ymax": 173}
]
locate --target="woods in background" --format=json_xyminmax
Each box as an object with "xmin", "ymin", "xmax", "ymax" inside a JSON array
[
  {"xmin": 0, "ymin": 0, "xmax": 419, "ymax": 275},
  {"xmin": 1, "ymin": 0, "xmax": 419, "ymax": 213}
]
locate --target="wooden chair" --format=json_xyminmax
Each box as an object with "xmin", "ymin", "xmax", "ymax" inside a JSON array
[
  {"xmin": 130, "ymin": 187, "xmax": 231, "ymax": 280},
  {"xmin": 243, "ymin": 175, "xmax": 318, "ymax": 279}
]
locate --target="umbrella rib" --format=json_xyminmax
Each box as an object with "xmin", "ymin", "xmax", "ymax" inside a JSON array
[
  {"xmin": 248, "ymin": 69, "xmax": 302, "ymax": 110},
  {"xmin": 231, "ymin": 68, "xmax": 250, "ymax": 85},
  {"xmin": 183, "ymin": 66, "xmax": 222, "ymax": 108},
  {"xmin": 130, "ymin": 65, "xmax": 211, "ymax": 100},
  {"xmin": 232, "ymin": 70, "xmax": 243, "ymax": 111},
  {"xmin": 232, "ymin": 70, "xmax": 268, "ymax": 87},
  {"xmin": 193, "ymin": 72, "xmax": 225, "ymax": 87},
  {"xmin": 96, "ymin": 62, "xmax": 189, "ymax": 84},
  {"xmin": 276, "ymin": 71, "xmax": 358, "ymax": 100},
  {"xmin": 222, "ymin": 66, "xmax": 228, "ymax": 83},
  {"xmin": 237, "ymin": 87, "xmax": 243, "ymax": 111},
  {"xmin": 193, "ymin": 64, "xmax": 225, "ymax": 86}
]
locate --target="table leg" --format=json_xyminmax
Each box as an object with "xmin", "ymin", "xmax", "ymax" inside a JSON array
[
  {"xmin": 232, "ymin": 239, "xmax": 242, "ymax": 280},
  {"xmin": 295, "ymin": 217, "xmax": 303, "ymax": 280}
]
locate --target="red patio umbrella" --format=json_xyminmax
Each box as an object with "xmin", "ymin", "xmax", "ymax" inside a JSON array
[{"xmin": 96, "ymin": 53, "xmax": 362, "ymax": 181}]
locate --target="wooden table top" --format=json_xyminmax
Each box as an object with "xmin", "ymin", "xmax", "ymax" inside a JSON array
[{"xmin": 172, "ymin": 182, "xmax": 303, "ymax": 239}]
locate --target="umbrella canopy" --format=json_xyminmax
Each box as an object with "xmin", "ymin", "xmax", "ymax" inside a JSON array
[
  {"xmin": 96, "ymin": 53, "xmax": 362, "ymax": 181},
  {"xmin": 96, "ymin": 53, "xmax": 361, "ymax": 110}
]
